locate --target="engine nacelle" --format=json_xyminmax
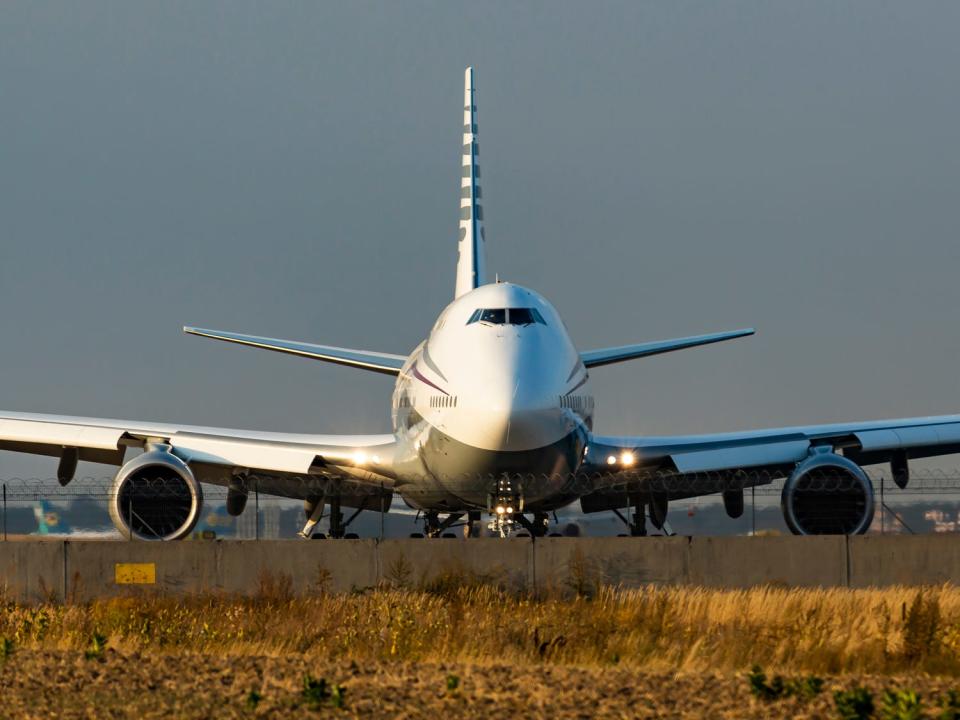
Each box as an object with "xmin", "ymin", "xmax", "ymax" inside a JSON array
[
  {"xmin": 781, "ymin": 452, "xmax": 874, "ymax": 535},
  {"xmin": 109, "ymin": 447, "xmax": 203, "ymax": 540}
]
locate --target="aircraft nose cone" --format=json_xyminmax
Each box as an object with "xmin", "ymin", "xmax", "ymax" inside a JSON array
[{"xmin": 458, "ymin": 368, "xmax": 568, "ymax": 452}]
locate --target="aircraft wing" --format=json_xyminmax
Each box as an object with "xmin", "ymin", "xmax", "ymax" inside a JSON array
[
  {"xmin": 585, "ymin": 412, "xmax": 960, "ymax": 482},
  {"xmin": 0, "ymin": 410, "xmax": 398, "ymax": 494},
  {"xmin": 184, "ymin": 327, "xmax": 407, "ymax": 376},
  {"xmin": 580, "ymin": 328, "xmax": 754, "ymax": 369}
]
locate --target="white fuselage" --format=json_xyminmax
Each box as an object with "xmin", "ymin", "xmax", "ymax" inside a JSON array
[{"xmin": 389, "ymin": 282, "xmax": 593, "ymax": 511}]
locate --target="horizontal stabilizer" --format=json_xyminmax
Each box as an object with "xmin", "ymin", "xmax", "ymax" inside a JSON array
[
  {"xmin": 184, "ymin": 327, "xmax": 406, "ymax": 375},
  {"xmin": 580, "ymin": 328, "xmax": 754, "ymax": 369}
]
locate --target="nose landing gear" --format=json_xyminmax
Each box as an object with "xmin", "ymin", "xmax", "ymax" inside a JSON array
[{"xmin": 487, "ymin": 477, "xmax": 523, "ymax": 537}]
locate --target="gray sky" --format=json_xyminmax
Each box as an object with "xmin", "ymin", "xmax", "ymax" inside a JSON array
[{"xmin": 2, "ymin": 1, "xmax": 960, "ymax": 479}]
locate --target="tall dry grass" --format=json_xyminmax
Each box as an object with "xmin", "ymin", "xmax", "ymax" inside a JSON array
[{"xmin": 1, "ymin": 580, "xmax": 957, "ymax": 675}]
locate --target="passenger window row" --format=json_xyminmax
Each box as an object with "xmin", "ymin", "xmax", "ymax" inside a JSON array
[
  {"xmin": 430, "ymin": 395, "xmax": 458, "ymax": 408},
  {"xmin": 466, "ymin": 307, "xmax": 547, "ymax": 326}
]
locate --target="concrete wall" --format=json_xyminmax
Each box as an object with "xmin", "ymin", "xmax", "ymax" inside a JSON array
[{"xmin": 2, "ymin": 535, "xmax": 960, "ymax": 602}]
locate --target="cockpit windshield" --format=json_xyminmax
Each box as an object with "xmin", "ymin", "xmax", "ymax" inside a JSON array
[{"xmin": 467, "ymin": 308, "xmax": 546, "ymax": 326}]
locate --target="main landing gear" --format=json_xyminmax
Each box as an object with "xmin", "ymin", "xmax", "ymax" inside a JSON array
[
  {"xmin": 299, "ymin": 495, "xmax": 364, "ymax": 539},
  {"xmin": 613, "ymin": 494, "xmax": 674, "ymax": 537}
]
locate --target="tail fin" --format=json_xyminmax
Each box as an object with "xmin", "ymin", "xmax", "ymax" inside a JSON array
[{"xmin": 455, "ymin": 67, "xmax": 486, "ymax": 298}]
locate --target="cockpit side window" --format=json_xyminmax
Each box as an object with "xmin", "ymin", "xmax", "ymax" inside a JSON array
[{"xmin": 466, "ymin": 308, "xmax": 483, "ymax": 324}]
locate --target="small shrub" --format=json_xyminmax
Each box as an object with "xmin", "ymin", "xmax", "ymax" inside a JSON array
[
  {"xmin": 903, "ymin": 591, "xmax": 942, "ymax": 662},
  {"xmin": 0, "ymin": 637, "xmax": 14, "ymax": 660},
  {"xmin": 84, "ymin": 632, "xmax": 107, "ymax": 660},
  {"xmin": 330, "ymin": 683, "xmax": 346, "ymax": 709},
  {"xmin": 245, "ymin": 689, "xmax": 261, "ymax": 710},
  {"xmin": 302, "ymin": 674, "xmax": 346, "ymax": 709},
  {"xmin": 446, "ymin": 674, "xmax": 459, "ymax": 692},
  {"xmin": 835, "ymin": 687, "xmax": 875, "ymax": 720},
  {"xmin": 881, "ymin": 689, "xmax": 923, "ymax": 720},
  {"xmin": 256, "ymin": 571, "xmax": 293, "ymax": 603},
  {"xmin": 747, "ymin": 666, "xmax": 822, "ymax": 702},
  {"xmin": 302, "ymin": 674, "xmax": 329, "ymax": 707},
  {"xmin": 385, "ymin": 556, "xmax": 413, "ymax": 589},
  {"xmin": 939, "ymin": 690, "xmax": 960, "ymax": 720}
]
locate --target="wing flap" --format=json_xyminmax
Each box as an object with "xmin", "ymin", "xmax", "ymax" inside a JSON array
[
  {"xmin": 669, "ymin": 440, "xmax": 810, "ymax": 474},
  {"xmin": 0, "ymin": 417, "xmax": 126, "ymax": 451}
]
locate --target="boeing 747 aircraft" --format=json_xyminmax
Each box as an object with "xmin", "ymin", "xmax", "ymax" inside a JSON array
[{"xmin": 1, "ymin": 68, "xmax": 956, "ymax": 539}]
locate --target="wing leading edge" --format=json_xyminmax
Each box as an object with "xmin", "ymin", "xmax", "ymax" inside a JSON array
[
  {"xmin": 184, "ymin": 327, "xmax": 406, "ymax": 375},
  {"xmin": 0, "ymin": 410, "xmax": 398, "ymax": 488},
  {"xmin": 587, "ymin": 412, "xmax": 960, "ymax": 478},
  {"xmin": 580, "ymin": 328, "xmax": 755, "ymax": 369}
]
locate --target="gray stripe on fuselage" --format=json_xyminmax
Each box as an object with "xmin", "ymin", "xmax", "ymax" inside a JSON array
[{"xmin": 421, "ymin": 343, "xmax": 448, "ymax": 382}]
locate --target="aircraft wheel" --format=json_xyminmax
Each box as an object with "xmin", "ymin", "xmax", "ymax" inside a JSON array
[
  {"xmin": 441, "ymin": 532, "xmax": 456, "ymax": 539},
  {"xmin": 344, "ymin": 532, "xmax": 359, "ymax": 539},
  {"xmin": 548, "ymin": 532, "xmax": 562, "ymax": 537},
  {"xmin": 409, "ymin": 532, "xmax": 424, "ymax": 539},
  {"xmin": 312, "ymin": 533, "xmax": 327, "ymax": 540}
]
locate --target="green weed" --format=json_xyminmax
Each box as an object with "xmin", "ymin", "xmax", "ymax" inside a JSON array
[
  {"xmin": 84, "ymin": 631, "xmax": 107, "ymax": 660},
  {"xmin": 881, "ymin": 689, "xmax": 923, "ymax": 720},
  {"xmin": 835, "ymin": 687, "xmax": 875, "ymax": 720},
  {"xmin": 747, "ymin": 666, "xmax": 822, "ymax": 702}
]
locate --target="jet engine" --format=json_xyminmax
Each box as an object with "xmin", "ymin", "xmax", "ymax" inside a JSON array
[
  {"xmin": 108, "ymin": 447, "xmax": 203, "ymax": 540},
  {"xmin": 781, "ymin": 452, "xmax": 874, "ymax": 535}
]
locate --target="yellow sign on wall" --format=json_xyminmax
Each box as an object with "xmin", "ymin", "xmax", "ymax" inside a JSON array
[{"xmin": 115, "ymin": 563, "xmax": 156, "ymax": 584}]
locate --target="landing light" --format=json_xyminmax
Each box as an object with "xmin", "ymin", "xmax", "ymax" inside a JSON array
[
  {"xmin": 496, "ymin": 505, "xmax": 505, "ymax": 514},
  {"xmin": 606, "ymin": 455, "xmax": 617, "ymax": 465},
  {"xmin": 620, "ymin": 451, "xmax": 636, "ymax": 467},
  {"xmin": 353, "ymin": 451, "xmax": 367, "ymax": 465},
  {"xmin": 506, "ymin": 506, "xmax": 514, "ymax": 514}
]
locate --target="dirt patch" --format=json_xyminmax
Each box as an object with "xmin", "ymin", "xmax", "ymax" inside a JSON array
[{"xmin": 0, "ymin": 651, "xmax": 957, "ymax": 719}]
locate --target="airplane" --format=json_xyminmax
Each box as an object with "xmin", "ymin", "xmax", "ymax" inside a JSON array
[
  {"xmin": 32, "ymin": 500, "xmax": 73, "ymax": 536},
  {"xmin": 30, "ymin": 499, "xmax": 116, "ymax": 539},
  {"xmin": 1, "ymin": 67, "xmax": 958, "ymax": 540}
]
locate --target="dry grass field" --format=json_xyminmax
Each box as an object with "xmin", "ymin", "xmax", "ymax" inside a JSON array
[{"xmin": 2, "ymin": 579, "xmax": 960, "ymax": 717}]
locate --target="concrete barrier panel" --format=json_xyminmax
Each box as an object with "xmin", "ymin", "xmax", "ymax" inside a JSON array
[
  {"xmin": 0, "ymin": 542, "xmax": 64, "ymax": 602},
  {"xmin": 534, "ymin": 537, "xmax": 690, "ymax": 590},
  {"xmin": 378, "ymin": 538, "xmax": 532, "ymax": 590},
  {"xmin": 218, "ymin": 539, "xmax": 379, "ymax": 594},
  {"xmin": 65, "ymin": 541, "xmax": 221, "ymax": 601},
  {"xmin": 848, "ymin": 535, "xmax": 960, "ymax": 587},
  {"xmin": 687, "ymin": 536, "xmax": 847, "ymax": 588}
]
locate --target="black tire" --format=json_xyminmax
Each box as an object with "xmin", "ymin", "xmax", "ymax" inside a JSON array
[
  {"xmin": 409, "ymin": 532, "xmax": 424, "ymax": 538},
  {"xmin": 312, "ymin": 533, "xmax": 327, "ymax": 540},
  {"xmin": 344, "ymin": 533, "xmax": 359, "ymax": 539}
]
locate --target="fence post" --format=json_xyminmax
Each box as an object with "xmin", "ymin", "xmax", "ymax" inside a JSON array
[
  {"xmin": 2, "ymin": 483, "xmax": 6, "ymax": 541},
  {"xmin": 379, "ymin": 483, "xmax": 385, "ymax": 541},
  {"xmin": 751, "ymin": 485, "xmax": 755, "ymax": 536},
  {"xmin": 880, "ymin": 475, "xmax": 885, "ymax": 534},
  {"xmin": 254, "ymin": 486, "xmax": 259, "ymax": 541}
]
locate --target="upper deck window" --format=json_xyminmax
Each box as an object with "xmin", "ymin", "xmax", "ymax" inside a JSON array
[{"xmin": 466, "ymin": 308, "xmax": 547, "ymax": 326}]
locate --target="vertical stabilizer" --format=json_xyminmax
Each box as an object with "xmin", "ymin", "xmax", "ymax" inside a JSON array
[{"xmin": 455, "ymin": 67, "xmax": 486, "ymax": 298}]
